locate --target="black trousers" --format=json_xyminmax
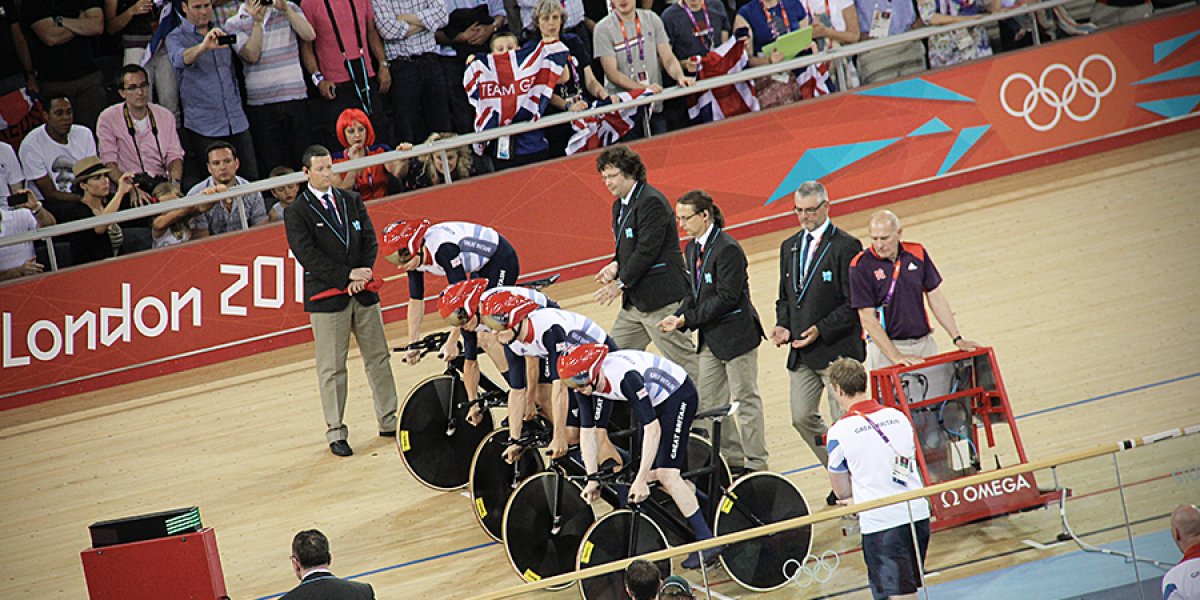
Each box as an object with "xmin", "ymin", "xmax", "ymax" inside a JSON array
[
  {"xmin": 311, "ymin": 78, "xmax": 393, "ymax": 151},
  {"xmin": 439, "ymin": 55, "xmax": 475, "ymax": 134},
  {"xmin": 183, "ymin": 128, "xmax": 259, "ymax": 189},
  {"xmin": 246, "ymin": 98, "xmax": 311, "ymax": 174},
  {"xmin": 388, "ymin": 54, "xmax": 452, "ymax": 145}
]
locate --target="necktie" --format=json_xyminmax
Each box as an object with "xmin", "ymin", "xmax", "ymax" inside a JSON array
[
  {"xmin": 799, "ymin": 232, "xmax": 812, "ymax": 282},
  {"xmin": 323, "ymin": 193, "xmax": 342, "ymax": 229},
  {"xmin": 695, "ymin": 243, "xmax": 703, "ymax": 285}
]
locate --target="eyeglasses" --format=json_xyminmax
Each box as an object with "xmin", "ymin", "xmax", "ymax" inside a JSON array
[
  {"xmin": 121, "ymin": 82, "xmax": 150, "ymax": 92},
  {"xmin": 793, "ymin": 201, "xmax": 826, "ymax": 216},
  {"xmin": 676, "ymin": 212, "xmax": 701, "ymax": 223}
]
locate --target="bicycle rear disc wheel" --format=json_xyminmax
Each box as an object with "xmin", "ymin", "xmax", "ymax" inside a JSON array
[
  {"xmin": 576, "ymin": 509, "xmax": 670, "ymax": 600},
  {"xmin": 503, "ymin": 471, "xmax": 594, "ymax": 589},
  {"xmin": 468, "ymin": 429, "xmax": 545, "ymax": 541},
  {"xmin": 397, "ymin": 374, "xmax": 495, "ymax": 490},
  {"xmin": 713, "ymin": 471, "xmax": 812, "ymax": 591}
]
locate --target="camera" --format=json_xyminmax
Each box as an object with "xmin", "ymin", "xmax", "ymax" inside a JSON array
[
  {"xmin": 6, "ymin": 189, "xmax": 33, "ymax": 208},
  {"xmin": 132, "ymin": 173, "xmax": 168, "ymax": 195},
  {"xmin": 216, "ymin": 34, "xmax": 237, "ymax": 46}
]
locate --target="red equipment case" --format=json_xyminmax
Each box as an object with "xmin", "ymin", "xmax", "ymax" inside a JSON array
[
  {"xmin": 80, "ymin": 527, "xmax": 228, "ymax": 599},
  {"xmin": 870, "ymin": 347, "xmax": 1060, "ymax": 531}
]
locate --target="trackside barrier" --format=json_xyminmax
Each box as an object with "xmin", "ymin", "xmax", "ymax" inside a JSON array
[{"xmin": 465, "ymin": 425, "xmax": 1200, "ymax": 600}]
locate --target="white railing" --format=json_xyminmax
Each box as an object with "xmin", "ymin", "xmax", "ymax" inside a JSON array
[{"xmin": 0, "ymin": 0, "xmax": 1075, "ymax": 262}]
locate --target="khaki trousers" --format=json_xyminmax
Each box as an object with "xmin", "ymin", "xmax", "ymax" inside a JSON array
[
  {"xmin": 697, "ymin": 343, "xmax": 769, "ymax": 471},
  {"xmin": 865, "ymin": 334, "xmax": 938, "ymax": 373},
  {"xmin": 310, "ymin": 301, "xmax": 399, "ymax": 442},
  {"xmin": 609, "ymin": 301, "xmax": 699, "ymax": 380},
  {"xmin": 788, "ymin": 364, "xmax": 841, "ymax": 467}
]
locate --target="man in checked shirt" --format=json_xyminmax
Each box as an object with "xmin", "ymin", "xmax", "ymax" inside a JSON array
[{"xmin": 372, "ymin": 0, "xmax": 452, "ymax": 144}]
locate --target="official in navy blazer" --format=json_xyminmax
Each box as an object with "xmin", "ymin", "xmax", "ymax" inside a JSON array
[
  {"xmin": 280, "ymin": 530, "xmax": 375, "ymax": 600},
  {"xmin": 770, "ymin": 181, "xmax": 865, "ymax": 470},
  {"xmin": 284, "ymin": 145, "xmax": 398, "ymax": 458},
  {"xmin": 592, "ymin": 145, "xmax": 698, "ymax": 377},
  {"xmin": 659, "ymin": 190, "xmax": 768, "ymax": 473}
]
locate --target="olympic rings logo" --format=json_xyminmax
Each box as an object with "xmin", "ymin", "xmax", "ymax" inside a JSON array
[
  {"xmin": 999, "ymin": 54, "xmax": 1117, "ymax": 132},
  {"xmin": 783, "ymin": 550, "xmax": 841, "ymax": 587}
]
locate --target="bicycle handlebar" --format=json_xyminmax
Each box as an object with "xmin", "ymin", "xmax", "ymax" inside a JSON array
[
  {"xmin": 523, "ymin": 274, "xmax": 560, "ymax": 290},
  {"xmin": 394, "ymin": 331, "xmax": 451, "ymax": 356}
]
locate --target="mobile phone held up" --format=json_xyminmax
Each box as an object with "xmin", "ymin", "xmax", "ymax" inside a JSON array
[
  {"xmin": 6, "ymin": 189, "xmax": 32, "ymax": 208},
  {"xmin": 216, "ymin": 34, "xmax": 237, "ymax": 46}
]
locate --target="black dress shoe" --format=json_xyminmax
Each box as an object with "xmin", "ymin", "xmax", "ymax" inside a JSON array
[
  {"xmin": 379, "ymin": 430, "xmax": 396, "ymax": 438},
  {"xmin": 330, "ymin": 440, "xmax": 353, "ymax": 457}
]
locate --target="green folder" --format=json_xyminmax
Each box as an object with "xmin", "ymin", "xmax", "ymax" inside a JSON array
[{"xmin": 760, "ymin": 26, "xmax": 814, "ymax": 60}]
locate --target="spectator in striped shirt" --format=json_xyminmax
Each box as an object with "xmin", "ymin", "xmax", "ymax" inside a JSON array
[
  {"xmin": 225, "ymin": 0, "xmax": 316, "ymax": 175},
  {"xmin": 373, "ymin": 0, "xmax": 451, "ymax": 145}
]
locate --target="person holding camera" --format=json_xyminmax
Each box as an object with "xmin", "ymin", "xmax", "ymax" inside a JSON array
[
  {"xmin": 97, "ymin": 65, "xmax": 185, "ymax": 195},
  {"xmin": 0, "ymin": 146, "xmax": 55, "ymax": 281},
  {"xmin": 168, "ymin": 0, "xmax": 260, "ymax": 187}
]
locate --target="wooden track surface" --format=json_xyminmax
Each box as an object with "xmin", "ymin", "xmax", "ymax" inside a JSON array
[{"xmin": 2, "ymin": 130, "xmax": 1198, "ymax": 599}]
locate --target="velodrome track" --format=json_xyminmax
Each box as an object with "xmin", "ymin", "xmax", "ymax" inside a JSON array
[{"xmin": 0, "ymin": 129, "xmax": 1197, "ymax": 598}]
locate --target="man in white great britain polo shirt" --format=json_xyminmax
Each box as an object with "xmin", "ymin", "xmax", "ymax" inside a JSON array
[
  {"xmin": 826, "ymin": 356, "xmax": 930, "ymax": 600},
  {"xmin": 1165, "ymin": 503, "xmax": 1200, "ymax": 600}
]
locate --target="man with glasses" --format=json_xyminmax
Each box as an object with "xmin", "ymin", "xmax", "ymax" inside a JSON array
[
  {"xmin": 96, "ymin": 65, "xmax": 185, "ymax": 192},
  {"xmin": 771, "ymin": 181, "xmax": 863, "ymax": 490},
  {"xmin": 849, "ymin": 209, "xmax": 979, "ymax": 371},
  {"xmin": 592, "ymin": 144, "xmax": 698, "ymax": 382}
]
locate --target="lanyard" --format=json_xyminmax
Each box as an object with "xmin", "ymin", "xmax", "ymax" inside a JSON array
[
  {"xmin": 122, "ymin": 104, "xmax": 165, "ymax": 176},
  {"xmin": 761, "ymin": 0, "xmax": 793, "ymax": 40},
  {"xmin": 309, "ymin": 189, "xmax": 350, "ymax": 249},
  {"xmin": 617, "ymin": 12, "xmax": 645, "ymax": 66},
  {"xmin": 613, "ymin": 184, "xmax": 639, "ymax": 246},
  {"xmin": 881, "ymin": 256, "xmax": 903, "ymax": 307},
  {"xmin": 791, "ymin": 226, "xmax": 833, "ymax": 302},
  {"xmin": 321, "ymin": 0, "xmax": 374, "ymax": 114},
  {"xmin": 682, "ymin": 2, "xmax": 715, "ymax": 51},
  {"xmin": 691, "ymin": 229, "xmax": 717, "ymax": 298},
  {"xmin": 849, "ymin": 408, "xmax": 895, "ymax": 449}
]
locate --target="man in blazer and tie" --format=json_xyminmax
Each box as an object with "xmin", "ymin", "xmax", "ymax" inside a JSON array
[
  {"xmin": 593, "ymin": 145, "xmax": 698, "ymax": 378},
  {"xmin": 659, "ymin": 190, "xmax": 768, "ymax": 474},
  {"xmin": 280, "ymin": 529, "xmax": 375, "ymax": 599},
  {"xmin": 771, "ymin": 181, "xmax": 864, "ymax": 475},
  {"xmin": 285, "ymin": 145, "xmax": 398, "ymax": 457}
]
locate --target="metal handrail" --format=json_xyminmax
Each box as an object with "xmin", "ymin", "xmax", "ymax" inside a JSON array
[{"xmin": 0, "ymin": 0, "xmax": 1073, "ymax": 253}]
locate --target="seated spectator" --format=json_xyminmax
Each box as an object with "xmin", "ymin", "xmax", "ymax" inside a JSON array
[
  {"xmin": 332, "ymin": 108, "xmax": 411, "ymax": 200},
  {"xmin": 104, "ymin": 0, "xmax": 180, "ymax": 118},
  {"xmin": 524, "ymin": 0, "xmax": 608, "ymax": 156},
  {"xmin": 168, "ymin": 0, "xmax": 260, "ymax": 186},
  {"xmin": 0, "ymin": 189, "xmax": 55, "ymax": 281},
  {"xmin": 225, "ymin": 0, "xmax": 316, "ymax": 175},
  {"xmin": 187, "ymin": 141, "xmax": 269, "ymax": 235},
  {"xmin": 300, "ymin": 0, "xmax": 394, "ymax": 152},
  {"xmin": 801, "ymin": 0, "xmax": 861, "ymax": 88},
  {"xmin": 660, "ymin": 575, "xmax": 695, "ymax": 599},
  {"xmin": 96, "ymin": 65, "xmax": 186, "ymax": 192},
  {"xmin": 18, "ymin": 96, "xmax": 97, "ymax": 223},
  {"xmin": 434, "ymin": 0, "xmax": 508, "ymax": 134},
  {"xmin": 267, "ymin": 166, "xmax": 300, "ymax": 221},
  {"xmin": 0, "ymin": 140, "xmax": 24, "ymax": 205},
  {"xmin": 404, "ymin": 132, "xmax": 477, "ymax": 189},
  {"xmin": 733, "ymin": 0, "xmax": 811, "ymax": 108},
  {"xmin": 853, "ymin": 0, "xmax": 926, "ymax": 85},
  {"xmin": 473, "ymin": 31, "xmax": 558, "ymax": 170},
  {"xmin": 149, "ymin": 181, "xmax": 209, "ymax": 248},
  {"xmin": 917, "ymin": 0, "xmax": 996, "ymax": 68},
  {"xmin": 0, "ymin": 0, "xmax": 43, "ymax": 149},
  {"xmin": 70, "ymin": 157, "xmax": 136, "ymax": 265},
  {"xmin": 593, "ymin": 0, "xmax": 695, "ymax": 137},
  {"xmin": 22, "ymin": 0, "xmax": 107, "ymax": 132},
  {"xmin": 624, "ymin": 559, "xmax": 662, "ymax": 600}
]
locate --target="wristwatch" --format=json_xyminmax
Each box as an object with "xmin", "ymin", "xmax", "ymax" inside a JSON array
[{"xmin": 311, "ymin": 71, "xmax": 324, "ymax": 86}]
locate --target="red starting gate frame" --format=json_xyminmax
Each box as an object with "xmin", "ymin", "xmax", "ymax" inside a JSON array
[{"xmin": 870, "ymin": 347, "xmax": 1061, "ymax": 531}]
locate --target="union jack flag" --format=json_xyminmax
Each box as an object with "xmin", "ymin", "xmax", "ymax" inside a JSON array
[
  {"xmin": 687, "ymin": 37, "xmax": 759, "ymax": 123},
  {"xmin": 564, "ymin": 89, "xmax": 654, "ymax": 156},
  {"xmin": 463, "ymin": 41, "xmax": 569, "ymax": 132},
  {"xmin": 797, "ymin": 62, "xmax": 832, "ymax": 99}
]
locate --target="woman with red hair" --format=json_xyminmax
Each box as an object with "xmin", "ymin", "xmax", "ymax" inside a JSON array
[{"xmin": 332, "ymin": 108, "xmax": 412, "ymax": 200}]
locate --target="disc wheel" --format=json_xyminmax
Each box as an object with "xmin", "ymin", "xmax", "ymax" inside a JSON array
[
  {"xmin": 502, "ymin": 471, "xmax": 595, "ymax": 589},
  {"xmin": 396, "ymin": 374, "xmax": 495, "ymax": 490},
  {"xmin": 650, "ymin": 433, "xmax": 731, "ymax": 546},
  {"xmin": 576, "ymin": 509, "xmax": 670, "ymax": 600},
  {"xmin": 713, "ymin": 471, "xmax": 812, "ymax": 591},
  {"xmin": 468, "ymin": 429, "xmax": 545, "ymax": 541}
]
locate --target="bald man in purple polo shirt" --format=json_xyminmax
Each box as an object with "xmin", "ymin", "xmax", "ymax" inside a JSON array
[{"xmin": 849, "ymin": 210, "xmax": 980, "ymax": 371}]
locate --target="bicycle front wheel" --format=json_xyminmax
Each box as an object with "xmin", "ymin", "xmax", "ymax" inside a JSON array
[
  {"xmin": 577, "ymin": 509, "xmax": 670, "ymax": 600},
  {"xmin": 397, "ymin": 374, "xmax": 495, "ymax": 490},
  {"xmin": 468, "ymin": 429, "xmax": 545, "ymax": 541},
  {"xmin": 502, "ymin": 471, "xmax": 595, "ymax": 588}
]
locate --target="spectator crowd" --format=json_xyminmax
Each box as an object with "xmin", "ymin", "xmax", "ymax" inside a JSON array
[{"xmin": 0, "ymin": 0, "xmax": 1148, "ymax": 279}]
